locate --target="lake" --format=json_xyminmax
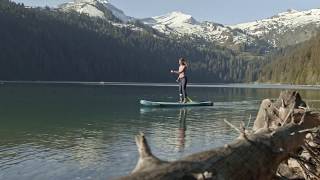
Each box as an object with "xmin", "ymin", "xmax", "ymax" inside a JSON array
[{"xmin": 1, "ymin": 83, "xmax": 320, "ymax": 180}]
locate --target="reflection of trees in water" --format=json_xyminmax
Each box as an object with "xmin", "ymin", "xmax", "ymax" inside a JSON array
[
  {"xmin": 0, "ymin": 122, "xmax": 123, "ymax": 169},
  {"xmin": 140, "ymin": 106, "xmax": 258, "ymax": 154},
  {"xmin": 211, "ymin": 88, "xmax": 320, "ymax": 112},
  {"xmin": 201, "ymin": 88, "xmax": 282, "ymax": 102},
  {"xmin": 299, "ymin": 90, "xmax": 320, "ymax": 111}
]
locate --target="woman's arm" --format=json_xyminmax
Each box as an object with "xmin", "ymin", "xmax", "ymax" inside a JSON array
[
  {"xmin": 170, "ymin": 70, "xmax": 179, "ymax": 74},
  {"xmin": 171, "ymin": 66, "xmax": 185, "ymax": 74}
]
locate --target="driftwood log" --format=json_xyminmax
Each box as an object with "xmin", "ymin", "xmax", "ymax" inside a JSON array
[{"xmin": 117, "ymin": 91, "xmax": 320, "ymax": 180}]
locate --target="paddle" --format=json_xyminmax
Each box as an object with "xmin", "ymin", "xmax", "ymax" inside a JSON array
[{"xmin": 187, "ymin": 97, "xmax": 193, "ymax": 102}]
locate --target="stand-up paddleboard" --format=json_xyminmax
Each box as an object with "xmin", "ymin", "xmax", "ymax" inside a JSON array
[{"xmin": 140, "ymin": 100, "xmax": 213, "ymax": 107}]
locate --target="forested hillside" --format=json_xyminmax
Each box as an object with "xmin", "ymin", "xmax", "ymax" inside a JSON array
[
  {"xmin": 0, "ymin": 0, "xmax": 261, "ymax": 83},
  {"xmin": 259, "ymin": 33, "xmax": 320, "ymax": 85}
]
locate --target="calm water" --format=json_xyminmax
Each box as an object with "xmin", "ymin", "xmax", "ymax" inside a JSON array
[{"xmin": 1, "ymin": 83, "xmax": 320, "ymax": 180}]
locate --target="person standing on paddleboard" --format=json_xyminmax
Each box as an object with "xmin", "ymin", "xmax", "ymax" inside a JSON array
[{"xmin": 171, "ymin": 58, "xmax": 188, "ymax": 103}]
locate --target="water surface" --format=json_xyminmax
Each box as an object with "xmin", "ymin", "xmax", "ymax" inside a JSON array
[{"xmin": 0, "ymin": 83, "xmax": 320, "ymax": 180}]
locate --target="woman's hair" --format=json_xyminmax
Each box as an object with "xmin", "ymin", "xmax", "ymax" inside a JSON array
[{"xmin": 179, "ymin": 58, "xmax": 187, "ymax": 66}]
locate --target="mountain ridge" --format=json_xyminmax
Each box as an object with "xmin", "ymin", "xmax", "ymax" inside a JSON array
[
  {"xmin": 58, "ymin": 0, "xmax": 320, "ymax": 50},
  {"xmin": 59, "ymin": 0, "xmax": 134, "ymax": 22},
  {"xmin": 231, "ymin": 8, "xmax": 320, "ymax": 47}
]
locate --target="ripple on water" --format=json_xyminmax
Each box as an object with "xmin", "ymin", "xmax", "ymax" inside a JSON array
[{"xmin": 2, "ymin": 85, "xmax": 318, "ymax": 179}]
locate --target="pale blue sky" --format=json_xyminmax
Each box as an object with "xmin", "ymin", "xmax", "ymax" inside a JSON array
[{"xmin": 13, "ymin": 0, "xmax": 320, "ymax": 24}]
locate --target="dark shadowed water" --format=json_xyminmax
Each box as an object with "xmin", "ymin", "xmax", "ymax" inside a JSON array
[{"xmin": 0, "ymin": 83, "xmax": 320, "ymax": 180}]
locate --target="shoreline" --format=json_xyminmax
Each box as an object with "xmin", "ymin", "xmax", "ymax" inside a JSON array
[{"xmin": 1, "ymin": 80, "xmax": 320, "ymax": 90}]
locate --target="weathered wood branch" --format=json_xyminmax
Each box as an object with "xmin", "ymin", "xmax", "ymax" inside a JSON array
[
  {"xmin": 117, "ymin": 91, "xmax": 320, "ymax": 180},
  {"xmin": 131, "ymin": 132, "xmax": 167, "ymax": 174}
]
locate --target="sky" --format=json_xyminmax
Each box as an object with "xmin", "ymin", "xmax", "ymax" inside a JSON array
[{"xmin": 13, "ymin": 0, "xmax": 320, "ymax": 24}]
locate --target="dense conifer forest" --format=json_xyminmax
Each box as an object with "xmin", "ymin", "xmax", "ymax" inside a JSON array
[
  {"xmin": 0, "ymin": 0, "xmax": 265, "ymax": 83},
  {"xmin": 258, "ymin": 33, "xmax": 320, "ymax": 85}
]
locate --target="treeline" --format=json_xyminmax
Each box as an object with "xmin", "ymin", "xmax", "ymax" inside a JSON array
[
  {"xmin": 258, "ymin": 33, "xmax": 320, "ymax": 85},
  {"xmin": 0, "ymin": 0, "xmax": 261, "ymax": 83}
]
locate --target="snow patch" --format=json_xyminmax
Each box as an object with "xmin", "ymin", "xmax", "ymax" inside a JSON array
[
  {"xmin": 59, "ymin": 0, "xmax": 134, "ymax": 22},
  {"xmin": 230, "ymin": 8, "xmax": 320, "ymax": 38},
  {"xmin": 59, "ymin": 1, "xmax": 320, "ymax": 48},
  {"xmin": 141, "ymin": 11, "xmax": 251, "ymax": 44}
]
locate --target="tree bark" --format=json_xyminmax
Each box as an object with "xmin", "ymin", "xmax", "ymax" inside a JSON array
[{"xmin": 117, "ymin": 91, "xmax": 320, "ymax": 180}]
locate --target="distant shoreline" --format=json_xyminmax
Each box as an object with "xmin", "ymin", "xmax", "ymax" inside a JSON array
[{"xmin": 1, "ymin": 80, "xmax": 320, "ymax": 90}]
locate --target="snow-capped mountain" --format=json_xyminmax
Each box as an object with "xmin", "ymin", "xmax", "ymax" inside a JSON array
[
  {"xmin": 142, "ymin": 9, "xmax": 320, "ymax": 48},
  {"xmin": 58, "ymin": 0, "xmax": 320, "ymax": 49},
  {"xmin": 59, "ymin": 0, "xmax": 134, "ymax": 22},
  {"xmin": 57, "ymin": 0, "xmax": 254, "ymax": 47},
  {"xmin": 58, "ymin": 0, "xmax": 146, "ymax": 31},
  {"xmin": 230, "ymin": 9, "xmax": 320, "ymax": 47},
  {"xmin": 141, "ymin": 11, "xmax": 253, "ymax": 46}
]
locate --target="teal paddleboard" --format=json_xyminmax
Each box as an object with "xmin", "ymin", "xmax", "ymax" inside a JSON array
[{"xmin": 140, "ymin": 100, "xmax": 213, "ymax": 107}]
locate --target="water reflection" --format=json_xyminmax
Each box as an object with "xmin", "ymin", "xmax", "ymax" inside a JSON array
[
  {"xmin": 1, "ymin": 84, "xmax": 320, "ymax": 180},
  {"xmin": 139, "ymin": 107, "xmax": 190, "ymax": 152},
  {"xmin": 177, "ymin": 108, "xmax": 187, "ymax": 152}
]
